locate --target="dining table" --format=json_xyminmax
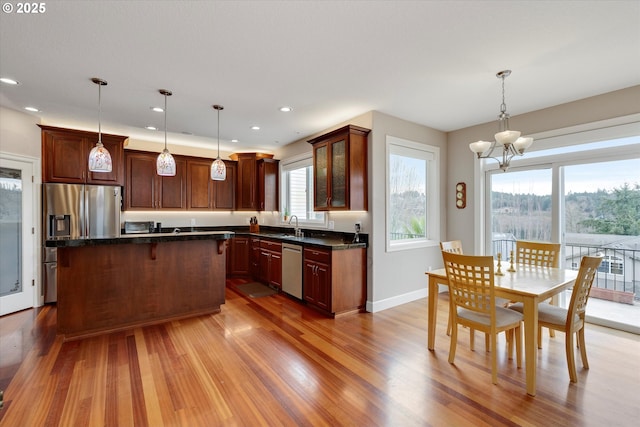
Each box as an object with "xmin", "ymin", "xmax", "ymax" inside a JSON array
[{"xmin": 426, "ymin": 262, "xmax": 579, "ymax": 396}]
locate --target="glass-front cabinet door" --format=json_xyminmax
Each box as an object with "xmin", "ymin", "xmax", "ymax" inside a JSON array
[
  {"xmin": 308, "ymin": 124, "xmax": 370, "ymax": 212},
  {"xmin": 314, "ymin": 143, "xmax": 328, "ymax": 209},
  {"xmin": 329, "ymin": 139, "xmax": 347, "ymax": 208}
]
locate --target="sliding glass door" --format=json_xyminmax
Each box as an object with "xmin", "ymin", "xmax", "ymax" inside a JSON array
[{"xmin": 485, "ymin": 133, "xmax": 640, "ymax": 332}]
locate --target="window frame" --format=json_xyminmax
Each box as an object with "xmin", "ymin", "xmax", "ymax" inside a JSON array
[
  {"xmin": 279, "ymin": 153, "xmax": 326, "ymax": 227},
  {"xmin": 385, "ymin": 135, "xmax": 440, "ymax": 252}
]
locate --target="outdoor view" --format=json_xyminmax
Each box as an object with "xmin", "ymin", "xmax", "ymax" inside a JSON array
[
  {"xmin": 0, "ymin": 167, "xmax": 22, "ymax": 297},
  {"xmin": 491, "ymin": 158, "xmax": 640, "ymax": 316},
  {"xmin": 389, "ymin": 153, "xmax": 426, "ymax": 241}
]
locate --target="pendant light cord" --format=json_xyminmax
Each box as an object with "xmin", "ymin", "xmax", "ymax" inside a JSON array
[
  {"xmin": 164, "ymin": 92, "xmax": 168, "ymax": 150},
  {"xmin": 217, "ymin": 107, "xmax": 220, "ymax": 159},
  {"xmin": 97, "ymin": 82, "xmax": 102, "ymax": 144}
]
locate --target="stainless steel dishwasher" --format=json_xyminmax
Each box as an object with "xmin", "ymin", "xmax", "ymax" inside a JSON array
[{"xmin": 282, "ymin": 242, "xmax": 303, "ymax": 299}]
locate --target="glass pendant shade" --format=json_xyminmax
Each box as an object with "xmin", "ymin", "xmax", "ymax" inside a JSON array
[
  {"xmin": 211, "ymin": 104, "xmax": 226, "ymax": 181},
  {"xmin": 494, "ymin": 130, "xmax": 521, "ymax": 146},
  {"xmin": 88, "ymin": 141, "xmax": 113, "ymax": 172},
  {"xmin": 513, "ymin": 136, "xmax": 534, "ymax": 153},
  {"xmin": 157, "ymin": 148, "xmax": 176, "ymax": 176},
  {"xmin": 156, "ymin": 89, "xmax": 176, "ymax": 176},
  {"xmin": 88, "ymin": 77, "xmax": 112, "ymax": 173},
  {"xmin": 211, "ymin": 158, "xmax": 226, "ymax": 181},
  {"xmin": 469, "ymin": 140, "xmax": 492, "ymax": 154}
]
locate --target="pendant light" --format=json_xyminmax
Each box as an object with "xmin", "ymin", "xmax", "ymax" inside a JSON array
[
  {"xmin": 210, "ymin": 104, "xmax": 226, "ymax": 181},
  {"xmin": 156, "ymin": 89, "xmax": 176, "ymax": 176},
  {"xmin": 88, "ymin": 78, "xmax": 113, "ymax": 173}
]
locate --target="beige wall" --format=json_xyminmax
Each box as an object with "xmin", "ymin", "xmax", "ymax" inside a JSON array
[
  {"xmin": 446, "ymin": 85, "xmax": 640, "ymax": 254},
  {"xmin": 0, "ymin": 107, "xmax": 41, "ymax": 158}
]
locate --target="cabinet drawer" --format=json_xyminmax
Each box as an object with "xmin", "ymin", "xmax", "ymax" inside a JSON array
[
  {"xmin": 304, "ymin": 248, "xmax": 330, "ymax": 264},
  {"xmin": 260, "ymin": 239, "xmax": 281, "ymax": 251}
]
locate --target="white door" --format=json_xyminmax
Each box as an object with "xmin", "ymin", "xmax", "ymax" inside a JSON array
[{"xmin": 0, "ymin": 156, "xmax": 36, "ymax": 316}]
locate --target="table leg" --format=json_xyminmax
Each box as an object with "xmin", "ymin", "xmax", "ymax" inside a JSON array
[
  {"xmin": 522, "ymin": 297, "xmax": 539, "ymax": 396},
  {"xmin": 427, "ymin": 276, "xmax": 438, "ymax": 350}
]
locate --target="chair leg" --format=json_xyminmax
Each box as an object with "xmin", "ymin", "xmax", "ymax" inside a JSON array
[
  {"xmin": 448, "ymin": 322, "xmax": 458, "ymax": 364},
  {"xmin": 565, "ymin": 328, "xmax": 578, "ymax": 383},
  {"xmin": 507, "ymin": 329, "xmax": 514, "ymax": 360},
  {"xmin": 485, "ymin": 333, "xmax": 490, "ymax": 352},
  {"xmin": 470, "ymin": 328, "xmax": 475, "ymax": 351},
  {"xmin": 491, "ymin": 333, "xmax": 498, "ymax": 385},
  {"xmin": 578, "ymin": 327, "xmax": 589, "ymax": 369},
  {"xmin": 446, "ymin": 309, "xmax": 452, "ymax": 336},
  {"xmin": 515, "ymin": 325, "xmax": 522, "ymax": 368},
  {"xmin": 537, "ymin": 325, "xmax": 543, "ymax": 349}
]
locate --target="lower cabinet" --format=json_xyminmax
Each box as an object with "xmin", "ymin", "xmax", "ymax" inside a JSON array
[
  {"xmin": 228, "ymin": 236, "xmax": 250, "ymax": 276},
  {"xmin": 249, "ymin": 237, "xmax": 261, "ymax": 278},
  {"xmin": 258, "ymin": 239, "xmax": 282, "ymax": 289},
  {"xmin": 303, "ymin": 248, "xmax": 331, "ymax": 311},
  {"xmin": 303, "ymin": 247, "xmax": 366, "ymax": 316}
]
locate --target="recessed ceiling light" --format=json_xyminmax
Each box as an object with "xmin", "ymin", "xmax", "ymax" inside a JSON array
[
  {"xmin": 231, "ymin": 139, "xmax": 238, "ymax": 143},
  {"xmin": 0, "ymin": 77, "xmax": 19, "ymax": 85},
  {"xmin": 181, "ymin": 131, "xmax": 193, "ymax": 135},
  {"xmin": 151, "ymin": 107, "xmax": 164, "ymax": 112},
  {"xmin": 251, "ymin": 126, "xmax": 260, "ymax": 130},
  {"xmin": 24, "ymin": 106, "xmax": 40, "ymax": 112},
  {"xmin": 279, "ymin": 106, "xmax": 292, "ymax": 112},
  {"xmin": 145, "ymin": 126, "xmax": 157, "ymax": 131}
]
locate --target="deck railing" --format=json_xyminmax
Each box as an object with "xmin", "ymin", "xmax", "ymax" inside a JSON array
[{"xmin": 492, "ymin": 239, "xmax": 639, "ymax": 301}]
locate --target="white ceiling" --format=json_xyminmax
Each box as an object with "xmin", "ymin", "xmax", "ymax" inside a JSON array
[{"xmin": 1, "ymin": 1, "xmax": 639, "ymax": 154}]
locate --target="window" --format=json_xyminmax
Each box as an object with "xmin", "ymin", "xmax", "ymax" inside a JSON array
[
  {"xmin": 280, "ymin": 155, "xmax": 325, "ymax": 225},
  {"xmin": 386, "ymin": 136, "xmax": 439, "ymax": 251}
]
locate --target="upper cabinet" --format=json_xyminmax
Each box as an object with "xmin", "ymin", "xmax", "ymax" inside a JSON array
[
  {"xmin": 308, "ymin": 124, "xmax": 370, "ymax": 211},
  {"xmin": 124, "ymin": 150, "xmax": 186, "ymax": 210},
  {"xmin": 125, "ymin": 150, "xmax": 236, "ymax": 211},
  {"xmin": 231, "ymin": 153, "xmax": 279, "ymax": 211},
  {"xmin": 186, "ymin": 158, "xmax": 236, "ymax": 210},
  {"xmin": 40, "ymin": 125, "xmax": 126, "ymax": 185}
]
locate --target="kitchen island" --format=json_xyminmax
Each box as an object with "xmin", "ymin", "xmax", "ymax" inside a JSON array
[{"xmin": 46, "ymin": 231, "xmax": 233, "ymax": 340}]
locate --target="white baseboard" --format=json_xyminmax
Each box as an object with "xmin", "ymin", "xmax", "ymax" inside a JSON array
[{"xmin": 366, "ymin": 287, "xmax": 428, "ymax": 313}]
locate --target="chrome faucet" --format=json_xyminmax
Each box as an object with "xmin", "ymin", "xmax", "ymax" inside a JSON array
[{"xmin": 288, "ymin": 215, "xmax": 302, "ymax": 237}]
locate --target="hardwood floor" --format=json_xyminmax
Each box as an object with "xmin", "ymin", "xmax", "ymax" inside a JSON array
[{"xmin": 1, "ymin": 281, "xmax": 639, "ymax": 426}]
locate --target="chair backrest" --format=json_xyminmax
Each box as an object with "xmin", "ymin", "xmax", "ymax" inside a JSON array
[
  {"xmin": 516, "ymin": 240, "xmax": 561, "ymax": 268},
  {"xmin": 440, "ymin": 240, "xmax": 464, "ymax": 254},
  {"xmin": 441, "ymin": 251, "xmax": 495, "ymax": 318},
  {"xmin": 567, "ymin": 256, "xmax": 603, "ymax": 323}
]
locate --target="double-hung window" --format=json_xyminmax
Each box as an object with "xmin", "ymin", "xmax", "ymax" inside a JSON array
[{"xmin": 280, "ymin": 155, "xmax": 325, "ymax": 225}]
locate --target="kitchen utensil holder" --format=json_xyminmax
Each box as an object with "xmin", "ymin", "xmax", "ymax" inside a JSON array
[{"xmin": 250, "ymin": 224, "xmax": 260, "ymax": 233}]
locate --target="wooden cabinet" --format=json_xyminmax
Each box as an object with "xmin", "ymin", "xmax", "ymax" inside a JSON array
[
  {"xmin": 124, "ymin": 150, "xmax": 186, "ymax": 210},
  {"xmin": 231, "ymin": 153, "xmax": 279, "ymax": 211},
  {"xmin": 303, "ymin": 246, "xmax": 366, "ymax": 316},
  {"xmin": 257, "ymin": 158, "xmax": 279, "ymax": 211},
  {"xmin": 258, "ymin": 239, "xmax": 282, "ymax": 289},
  {"xmin": 186, "ymin": 158, "xmax": 236, "ymax": 210},
  {"xmin": 308, "ymin": 124, "xmax": 370, "ymax": 211},
  {"xmin": 40, "ymin": 125, "xmax": 126, "ymax": 185},
  {"xmin": 249, "ymin": 237, "xmax": 261, "ymax": 278},
  {"xmin": 228, "ymin": 236, "xmax": 250, "ymax": 276},
  {"xmin": 303, "ymin": 248, "xmax": 331, "ymax": 311}
]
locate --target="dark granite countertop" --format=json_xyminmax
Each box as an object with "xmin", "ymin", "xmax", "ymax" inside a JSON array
[
  {"xmin": 45, "ymin": 226, "xmax": 367, "ymax": 250},
  {"xmin": 45, "ymin": 230, "xmax": 235, "ymax": 248},
  {"xmin": 235, "ymin": 229, "xmax": 368, "ymax": 250}
]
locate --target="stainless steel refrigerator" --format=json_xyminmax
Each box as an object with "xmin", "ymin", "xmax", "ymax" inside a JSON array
[{"xmin": 42, "ymin": 183, "xmax": 121, "ymax": 302}]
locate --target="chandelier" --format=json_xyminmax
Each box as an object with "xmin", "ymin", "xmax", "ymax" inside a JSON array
[{"xmin": 469, "ymin": 70, "xmax": 533, "ymax": 171}]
